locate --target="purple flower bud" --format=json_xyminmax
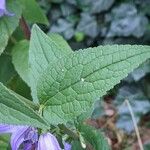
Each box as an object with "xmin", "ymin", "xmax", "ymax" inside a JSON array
[
  {"xmin": 0, "ymin": 0, "xmax": 14, "ymax": 17},
  {"xmin": 64, "ymin": 142, "xmax": 71, "ymax": 150},
  {"xmin": 38, "ymin": 133, "xmax": 61, "ymax": 150}
]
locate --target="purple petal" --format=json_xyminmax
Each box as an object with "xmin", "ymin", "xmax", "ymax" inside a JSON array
[
  {"xmin": 38, "ymin": 133, "xmax": 61, "ymax": 150},
  {"xmin": 0, "ymin": 0, "xmax": 14, "ymax": 17},
  {"xmin": 0, "ymin": 0, "xmax": 5, "ymax": 10},
  {"xmin": 24, "ymin": 142, "xmax": 32, "ymax": 150},
  {"xmin": 11, "ymin": 126, "xmax": 29, "ymax": 150},
  {"xmin": 64, "ymin": 143, "xmax": 71, "ymax": 150},
  {"xmin": 0, "ymin": 9, "xmax": 5, "ymax": 17},
  {"xmin": 23, "ymin": 141, "xmax": 37, "ymax": 150},
  {"xmin": 0, "ymin": 124, "xmax": 17, "ymax": 134},
  {"xmin": 0, "ymin": 0, "xmax": 6, "ymax": 17},
  {"xmin": 24, "ymin": 127, "xmax": 38, "ymax": 143}
]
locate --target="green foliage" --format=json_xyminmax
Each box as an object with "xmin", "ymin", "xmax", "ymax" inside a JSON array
[
  {"xmin": 0, "ymin": 135, "xmax": 10, "ymax": 149},
  {"xmin": 0, "ymin": 0, "xmax": 22, "ymax": 55},
  {"xmin": 12, "ymin": 40, "xmax": 30, "ymax": 85},
  {"xmin": 29, "ymin": 25, "xmax": 72, "ymax": 103},
  {"xmin": 48, "ymin": 33, "xmax": 72, "ymax": 52},
  {"xmin": 72, "ymin": 141, "xmax": 84, "ymax": 150},
  {"xmin": 7, "ymin": 75, "xmax": 32, "ymax": 100},
  {"xmin": 0, "ymin": 54, "xmax": 16, "ymax": 84},
  {"xmin": 20, "ymin": 0, "xmax": 49, "ymax": 25},
  {"xmin": 0, "ymin": 82, "xmax": 48, "ymax": 128},
  {"xmin": 36, "ymin": 43, "xmax": 150, "ymax": 125},
  {"xmin": 78, "ymin": 124, "xmax": 110, "ymax": 150}
]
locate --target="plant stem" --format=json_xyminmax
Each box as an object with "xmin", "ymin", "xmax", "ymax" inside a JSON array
[
  {"xmin": 125, "ymin": 99, "xmax": 144, "ymax": 150},
  {"xmin": 19, "ymin": 16, "xmax": 31, "ymax": 40},
  {"xmin": 59, "ymin": 124, "xmax": 79, "ymax": 140}
]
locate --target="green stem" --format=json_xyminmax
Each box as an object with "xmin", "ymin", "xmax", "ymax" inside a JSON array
[{"xmin": 59, "ymin": 124, "xmax": 79, "ymax": 140}]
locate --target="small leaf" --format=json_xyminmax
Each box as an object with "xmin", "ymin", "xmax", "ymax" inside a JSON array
[
  {"xmin": 29, "ymin": 25, "xmax": 72, "ymax": 103},
  {"xmin": 0, "ymin": 82, "xmax": 48, "ymax": 129},
  {"xmin": 20, "ymin": 0, "xmax": 49, "ymax": 25},
  {"xmin": 37, "ymin": 45, "xmax": 150, "ymax": 124},
  {"xmin": 0, "ymin": 54, "xmax": 16, "ymax": 84},
  {"xmin": 0, "ymin": 0, "xmax": 22, "ymax": 55},
  {"xmin": 78, "ymin": 124, "xmax": 110, "ymax": 150},
  {"xmin": 7, "ymin": 75, "xmax": 32, "ymax": 100},
  {"xmin": 12, "ymin": 40, "xmax": 30, "ymax": 85}
]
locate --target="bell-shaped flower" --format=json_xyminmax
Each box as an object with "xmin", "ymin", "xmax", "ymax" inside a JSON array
[
  {"xmin": 0, "ymin": 124, "xmax": 72, "ymax": 150},
  {"xmin": 0, "ymin": 0, "xmax": 14, "ymax": 17},
  {"xmin": 0, "ymin": 124, "xmax": 38, "ymax": 150},
  {"xmin": 37, "ymin": 132, "xmax": 61, "ymax": 150}
]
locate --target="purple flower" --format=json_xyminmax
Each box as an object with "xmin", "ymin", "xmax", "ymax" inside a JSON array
[
  {"xmin": 64, "ymin": 142, "xmax": 71, "ymax": 150},
  {"xmin": 0, "ymin": 124, "xmax": 71, "ymax": 150},
  {"xmin": 38, "ymin": 133, "xmax": 61, "ymax": 150},
  {"xmin": 0, "ymin": 124, "xmax": 38, "ymax": 150},
  {"xmin": 0, "ymin": 0, "xmax": 14, "ymax": 17}
]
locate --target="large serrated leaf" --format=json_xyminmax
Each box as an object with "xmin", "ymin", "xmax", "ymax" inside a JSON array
[
  {"xmin": 37, "ymin": 45, "xmax": 150, "ymax": 124},
  {"xmin": 29, "ymin": 25, "xmax": 72, "ymax": 103},
  {"xmin": 0, "ymin": 82, "xmax": 48, "ymax": 129},
  {"xmin": 0, "ymin": 0, "xmax": 22, "ymax": 55}
]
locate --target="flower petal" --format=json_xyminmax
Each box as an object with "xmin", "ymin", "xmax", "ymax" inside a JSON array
[
  {"xmin": 23, "ymin": 141, "xmax": 37, "ymax": 150},
  {"xmin": 0, "ymin": 0, "xmax": 14, "ymax": 17},
  {"xmin": 24, "ymin": 127, "xmax": 38, "ymax": 143},
  {"xmin": 64, "ymin": 142, "xmax": 71, "ymax": 150},
  {"xmin": 11, "ymin": 126, "xmax": 29, "ymax": 150},
  {"xmin": 38, "ymin": 133, "xmax": 61, "ymax": 150},
  {"xmin": 0, "ymin": 0, "xmax": 5, "ymax": 10},
  {"xmin": 0, "ymin": 9, "xmax": 5, "ymax": 17},
  {"xmin": 0, "ymin": 124, "xmax": 16, "ymax": 134}
]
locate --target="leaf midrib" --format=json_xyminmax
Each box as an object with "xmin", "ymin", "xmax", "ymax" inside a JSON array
[{"xmin": 43, "ymin": 50, "xmax": 150, "ymax": 106}]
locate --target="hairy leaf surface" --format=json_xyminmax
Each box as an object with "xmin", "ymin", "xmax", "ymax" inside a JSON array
[
  {"xmin": 37, "ymin": 45, "xmax": 150, "ymax": 124},
  {"xmin": 29, "ymin": 25, "xmax": 72, "ymax": 103}
]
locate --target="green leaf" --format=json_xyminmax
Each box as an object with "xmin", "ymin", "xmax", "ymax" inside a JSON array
[
  {"xmin": 37, "ymin": 45, "xmax": 150, "ymax": 124},
  {"xmin": 0, "ymin": 135, "xmax": 10, "ymax": 150},
  {"xmin": 0, "ymin": 54, "xmax": 16, "ymax": 84},
  {"xmin": 48, "ymin": 33, "xmax": 72, "ymax": 52},
  {"xmin": 72, "ymin": 141, "xmax": 84, "ymax": 150},
  {"xmin": 78, "ymin": 124, "xmax": 110, "ymax": 150},
  {"xmin": 0, "ymin": 82, "xmax": 48, "ymax": 129},
  {"xmin": 21, "ymin": 0, "xmax": 49, "ymax": 25},
  {"xmin": 12, "ymin": 40, "xmax": 30, "ymax": 85},
  {"xmin": 29, "ymin": 25, "xmax": 72, "ymax": 103},
  {"xmin": 7, "ymin": 75, "xmax": 32, "ymax": 100},
  {"xmin": 0, "ymin": 0, "xmax": 22, "ymax": 55}
]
